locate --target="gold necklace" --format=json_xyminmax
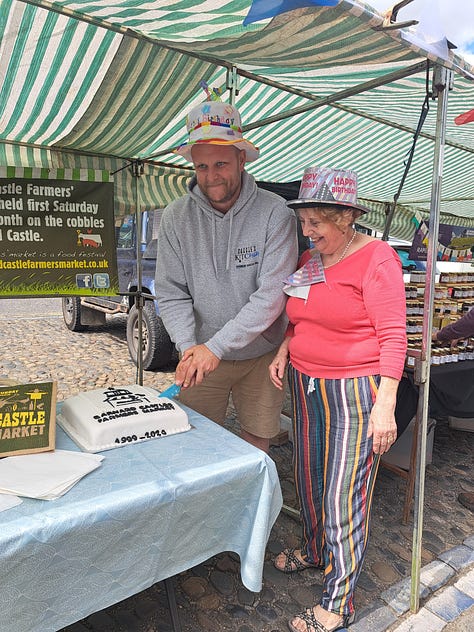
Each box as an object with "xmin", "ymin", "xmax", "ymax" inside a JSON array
[{"xmin": 323, "ymin": 229, "xmax": 357, "ymax": 269}]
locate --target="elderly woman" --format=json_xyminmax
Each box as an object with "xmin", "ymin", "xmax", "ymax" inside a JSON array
[{"xmin": 269, "ymin": 167, "xmax": 407, "ymax": 632}]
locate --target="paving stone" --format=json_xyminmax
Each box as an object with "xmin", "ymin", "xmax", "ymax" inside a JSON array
[
  {"xmin": 454, "ymin": 568, "xmax": 474, "ymax": 599},
  {"xmin": 259, "ymin": 586, "xmax": 276, "ymax": 602},
  {"xmin": 438, "ymin": 545, "xmax": 474, "ymax": 571},
  {"xmin": 209, "ymin": 569, "xmax": 235, "ymax": 596},
  {"xmin": 255, "ymin": 603, "xmax": 279, "ymax": 621},
  {"xmin": 181, "ymin": 576, "xmax": 208, "ymax": 600},
  {"xmin": 451, "ymin": 526, "xmax": 467, "ymax": 540},
  {"xmin": 85, "ymin": 611, "xmax": 117, "ymax": 631},
  {"xmin": 196, "ymin": 610, "xmax": 223, "ymax": 631},
  {"xmin": 135, "ymin": 595, "xmax": 163, "ymax": 619},
  {"xmin": 216, "ymin": 554, "xmax": 239, "ymax": 573},
  {"xmin": 422, "ymin": 531, "xmax": 447, "ymax": 555},
  {"xmin": 380, "ymin": 577, "xmax": 430, "ymax": 616},
  {"xmin": 420, "ymin": 559, "xmax": 456, "ymax": 592},
  {"xmin": 426, "ymin": 586, "xmax": 474, "ymax": 622},
  {"xmin": 237, "ymin": 586, "xmax": 258, "ymax": 606},
  {"xmin": 388, "ymin": 543, "xmax": 413, "ymax": 563},
  {"xmin": 350, "ymin": 603, "xmax": 397, "ymax": 632},
  {"xmin": 197, "ymin": 593, "xmax": 221, "ymax": 610},
  {"xmin": 288, "ymin": 584, "xmax": 322, "ymax": 607},
  {"xmin": 62, "ymin": 624, "xmax": 90, "ymax": 632},
  {"xmin": 266, "ymin": 539, "xmax": 284, "ymax": 555},
  {"xmin": 452, "ymin": 464, "xmax": 471, "ymax": 474},
  {"xmin": 190, "ymin": 564, "xmax": 209, "ymax": 580},
  {"xmin": 226, "ymin": 604, "xmax": 250, "ymax": 620},
  {"xmin": 444, "ymin": 606, "xmax": 474, "ymax": 632},
  {"xmin": 229, "ymin": 551, "xmax": 240, "ymax": 563},
  {"xmin": 372, "ymin": 560, "xmax": 402, "ymax": 584},
  {"xmin": 421, "ymin": 547, "xmax": 436, "ymax": 563},
  {"xmin": 112, "ymin": 609, "xmax": 142, "ymax": 631},
  {"xmin": 393, "ymin": 560, "xmax": 409, "ymax": 577},
  {"xmin": 356, "ymin": 570, "xmax": 379, "ymax": 593},
  {"xmin": 463, "ymin": 535, "xmax": 474, "ymax": 550},
  {"xmin": 391, "ymin": 607, "xmax": 446, "ymax": 632},
  {"xmin": 263, "ymin": 562, "xmax": 290, "ymax": 586},
  {"xmin": 152, "ymin": 621, "xmax": 173, "ymax": 632}
]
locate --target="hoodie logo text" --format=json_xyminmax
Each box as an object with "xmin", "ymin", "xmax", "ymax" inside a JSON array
[{"xmin": 235, "ymin": 245, "xmax": 259, "ymax": 267}]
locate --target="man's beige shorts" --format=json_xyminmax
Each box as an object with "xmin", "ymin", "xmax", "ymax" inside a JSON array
[{"xmin": 178, "ymin": 349, "xmax": 285, "ymax": 439}]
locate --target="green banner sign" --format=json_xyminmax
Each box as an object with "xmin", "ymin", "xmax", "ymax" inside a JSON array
[{"xmin": 0, "ymin": 167, "xmax": 118, "ymax": 296}]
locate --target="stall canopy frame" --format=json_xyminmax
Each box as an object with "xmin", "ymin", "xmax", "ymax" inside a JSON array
[{"xmin": 1, "ymin": 0, "xmax": 474, "ymax": 240}]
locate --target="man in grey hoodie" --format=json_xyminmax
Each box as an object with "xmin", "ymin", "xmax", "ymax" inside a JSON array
[{"xmin": 155, "ymin": 101, "xmax": 298, "ymax": 452}]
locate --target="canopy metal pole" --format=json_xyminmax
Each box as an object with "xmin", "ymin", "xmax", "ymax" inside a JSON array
[
  {"xmin": 242, "ymin": 61, "xmax": 428, "ymax": 131},
  {"xmin": 132, "ymin": 161, "xmax": 145, "ymax": 387},
  {"xmin": 227, "ymin": 66, "xmax": 239, "ymax": 105},
  {"xmin": 410, "ymin": 65, "xmax": 452, "ymax": 613}
]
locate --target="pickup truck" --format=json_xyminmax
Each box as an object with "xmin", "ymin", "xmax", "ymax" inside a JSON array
[{"xmin": 62, "ymin": 210, "xmax": 176, "ymax": 370}]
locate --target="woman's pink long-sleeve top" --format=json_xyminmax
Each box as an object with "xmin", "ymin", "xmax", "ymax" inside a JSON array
[{"xmin": 286, "ymin": 240, "xmax": 407, "ymax": 380}]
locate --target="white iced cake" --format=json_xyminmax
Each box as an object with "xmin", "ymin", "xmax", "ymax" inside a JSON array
[{"xmin": 58, "ymin": 385, "xmax": 191, "ymax": 452}]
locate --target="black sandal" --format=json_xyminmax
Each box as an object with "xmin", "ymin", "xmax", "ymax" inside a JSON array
[
  {"xmin": 274, "ymin": 548, "xmax": 320, "ymax": 573},
  {"xmin": 288, "ymin": 608, "xmax": 355, "ymax": 632}
]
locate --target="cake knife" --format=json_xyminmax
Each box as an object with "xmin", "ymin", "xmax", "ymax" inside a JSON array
[{"xmin": 158, "ymin": 383, "xmax": 181, "ymax": 399}]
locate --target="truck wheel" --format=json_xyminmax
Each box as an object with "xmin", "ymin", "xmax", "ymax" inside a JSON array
[
  {"xmin": 126, "ymin": 302, "xmax": 173, "ymax": 370},
  {"xmin": 62, "ymin": 297, "xmax": 87, "ymax": 332}
]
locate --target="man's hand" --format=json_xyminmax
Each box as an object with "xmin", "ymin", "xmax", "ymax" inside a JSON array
[{"xmin": 175, "ymin": 344, "xmax": 220, "ymax": 388}]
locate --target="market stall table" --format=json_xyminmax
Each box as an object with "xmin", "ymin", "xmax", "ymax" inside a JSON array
[
  {"xmin": 424, "ymin": 359, "xmax": 474, "ymax": 420},
  {"xmin": 0, "ymin": 404, "xmax": 282, "ymax": 632},
  {"xmin": 386, "ymin": 359, "xmax": 474, "ymax": 522},
  {"xmin": 395, "ymin": 359, "xmax": 474, "ymax": 431}
]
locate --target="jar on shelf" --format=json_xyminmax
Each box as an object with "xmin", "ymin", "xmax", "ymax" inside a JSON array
[
  {"xmin": 457, "ymin": 344, "xmax": 467, "ymax": 361},
  {"xmin": 430, "ymin": 349, "xmax": 441, "ymax": 365}
]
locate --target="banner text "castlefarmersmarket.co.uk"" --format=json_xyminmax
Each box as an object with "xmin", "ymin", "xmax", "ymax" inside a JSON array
[{"xmin": 0, "ymin": 259, "xmax": 109, "ymax": 270}]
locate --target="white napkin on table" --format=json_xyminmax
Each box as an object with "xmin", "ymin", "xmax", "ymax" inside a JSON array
[
  {"xmin": 0, "ymin": 494, "xmax": 22, "ymax": 512},
  {"xmin": 0, "ymin": 450, "xmax": 103, "ymax": 500}
]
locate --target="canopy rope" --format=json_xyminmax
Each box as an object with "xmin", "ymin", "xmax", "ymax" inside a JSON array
[{"xmin": 382, "ymin": 62, "xmax": 431, "ymax": 240}]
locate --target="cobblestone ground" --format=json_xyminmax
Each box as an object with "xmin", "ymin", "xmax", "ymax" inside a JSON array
[{"xmin": 1, "ymin": 304, "xmax": 473, "ymax": 632}]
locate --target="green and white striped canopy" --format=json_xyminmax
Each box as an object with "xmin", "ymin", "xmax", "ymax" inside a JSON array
[{"xmin": 1, "ymin": 0, "xmax": 474, "ymax": 239}]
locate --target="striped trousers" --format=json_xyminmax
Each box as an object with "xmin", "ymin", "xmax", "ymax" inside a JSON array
[{"xmin": 289, "ymin": 365, "xmax": 381, "ymax": 616}]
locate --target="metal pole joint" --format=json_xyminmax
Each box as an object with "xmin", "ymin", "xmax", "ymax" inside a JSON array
[
  {"xmin": 432, "ymin": 67, "xmax": 454, "ymax": 99},
  {"xmin": 226, "ymin": 67, "xmax": 240, "ymax": 105}
]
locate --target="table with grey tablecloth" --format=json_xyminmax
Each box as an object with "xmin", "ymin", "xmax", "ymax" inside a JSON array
[{"xmin": 0, "ymin": 403, "xmax": 282, "ymax": 632}]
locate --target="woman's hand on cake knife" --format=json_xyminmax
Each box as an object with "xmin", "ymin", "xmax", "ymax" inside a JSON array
[{"xmin": 176, "ymin": 345, "xmax": 220, "ymax": 388}]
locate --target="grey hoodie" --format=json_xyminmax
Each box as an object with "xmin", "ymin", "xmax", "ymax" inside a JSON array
[{"xmin": 155, "ymin": 171, "xmax": 298, "ymax": 361}]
